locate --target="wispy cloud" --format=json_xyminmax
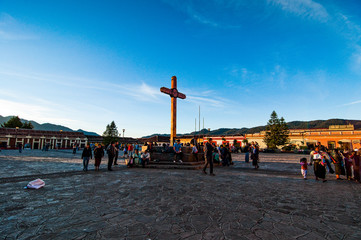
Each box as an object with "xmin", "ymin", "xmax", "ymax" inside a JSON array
[
  {"xmin": 350, "ymin": 45, "xmax": 361, "ymax": 74},
  {"xmin": 267, "ymin": 0, "xmax": 329, "ymax": 22},
  {"xmin": 343, "ymin": 100, "xmax": 361, "ymax": 106},
  {"xmin": 0, "ymin": 68, "xmax": 164, "ymax": 103},
  {"xmin": 0, "ymin": 13, "xmax": 38, "ymax": 40},
  {"xmin": 162, "ymin": 0, "xmax": 242, "ymax": 29}
]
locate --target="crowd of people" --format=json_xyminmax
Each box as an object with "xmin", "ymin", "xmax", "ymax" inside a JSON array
[
  {"xmin": 78, "ymin": 139, "xmax": 360, "ymax": 184},
  {"xmin": 80, "ymin": 141, "xmax": 153, "ymax": 171},
  {"xmin": 303, "ymin": 142, "xmax": 361, "ymax": 182}
]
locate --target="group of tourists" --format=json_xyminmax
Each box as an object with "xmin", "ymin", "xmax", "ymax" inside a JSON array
[
  {"xmin": 80, "ymin": 139, "xmax": 360, "ymax": 184},
  {"xmin": 81, "ymin": 141, "xmax": 152, "ymax": 171},
  {"xmin": 301, "ymin": 142, "xmax": 361, "ymax": 182},
  {"xmin": 244, "ymin": 142, "xmax": 260, "ymax": 169}
]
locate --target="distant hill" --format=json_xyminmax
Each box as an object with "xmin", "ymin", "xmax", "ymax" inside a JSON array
[
  {"xmin": 76, "ymin": 129, "xmax": 100, "ymax": 136},
  {"xmin": 142, "ymin": 118, "xmax": 361, "ymax": 137},
  {"xmin": 0, "ymin": 115, "xmax": 100, "ymax": 136}
]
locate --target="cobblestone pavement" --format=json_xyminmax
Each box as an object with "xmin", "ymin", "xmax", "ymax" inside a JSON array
[{"xmin": 1, "ymin": 150, "xmax": 361, "ymax": 239}]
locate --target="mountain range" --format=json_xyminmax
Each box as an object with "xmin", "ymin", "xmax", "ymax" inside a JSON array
[
  {"xmin": 2, "ymin": 115, "xmax": 361, "ymax": 138},
  {"xmin": 0, "ymin": 115, "xmax": 100, "ymax": 136},
  {"xmin": 142, "ymin": 119, "xmax": 361, "ymax": 138}
]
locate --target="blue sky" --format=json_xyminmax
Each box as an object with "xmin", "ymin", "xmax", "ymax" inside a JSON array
[{"xmin": 1, "ymin": 0, "xmax": 361, "ymax": 137}]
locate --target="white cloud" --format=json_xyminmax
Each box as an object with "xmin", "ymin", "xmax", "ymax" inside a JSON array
[
  {"xmin": 162, "ymin": 0, "xmax": 243, "ymax": 29},
  {"xmin": 343, "ymin": 99, "xmax": 361, "ymax": 106},
  {"xmin": 267, "ymin": 0, "xmax": 329, "ymax": 22},
  {"xmin": 0, "ymin": 13, "xmax": 38, "ymax": 40}
]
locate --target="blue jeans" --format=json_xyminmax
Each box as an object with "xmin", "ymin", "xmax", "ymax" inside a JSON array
[{"xmin": 83, "ymin": 157, "xmax": 90, "ymax": 171}]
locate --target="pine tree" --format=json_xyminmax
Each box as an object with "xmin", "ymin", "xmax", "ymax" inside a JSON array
[
  {"xmin": 264, "ymin": 111, "xmax": 289, "ymax": 149},
  {"xmin": 102, "ymin": 121, "xmax": 119, "ymax": 145},
  {"xmin": 22, "ymin": 121, "xmax": 34, "ymax": 129},
  {"xmin": 1, "ymin": 116, "xmax": 23, "ymax": 128}
]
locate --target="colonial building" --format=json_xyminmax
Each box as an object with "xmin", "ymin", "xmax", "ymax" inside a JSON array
[
  {"xmin": 0, "ymin": 128, "xmax": 88, "ymax": 150},
  {"xmin": 245, "ymin": 124, "xmax": 361, "ymax": 150}
]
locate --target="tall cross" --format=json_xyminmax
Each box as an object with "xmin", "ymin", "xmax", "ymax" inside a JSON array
[{"xmin": 160, "ymin": 76, "xmax": 186, "ymax": 146}]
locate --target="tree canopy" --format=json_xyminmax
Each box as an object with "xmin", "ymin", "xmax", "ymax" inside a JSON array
[
  {"xmin": 263, "ymin": 111, "xmax": 289, "ymax": 149},
  {"xmin": 102, "ymin": 121, "xmax": 119, "ymax": 145},
  {"xmin": 1, "ymin": 116, "xmax": 34, "ymax": 129}
]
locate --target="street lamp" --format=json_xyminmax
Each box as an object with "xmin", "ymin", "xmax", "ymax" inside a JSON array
[{"xmin": 122, "ymin": 129, "xmax": 125, "ymax": 138}]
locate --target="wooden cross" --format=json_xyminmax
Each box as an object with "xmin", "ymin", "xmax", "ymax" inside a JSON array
[{"xmin": 160, "ymin": 76, "xmax": 186, "ymax": 146}]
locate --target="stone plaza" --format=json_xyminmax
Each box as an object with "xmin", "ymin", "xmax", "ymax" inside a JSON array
[{"xmin": 1, "ymin": 150, "xmax": 361, "ymax": 239}]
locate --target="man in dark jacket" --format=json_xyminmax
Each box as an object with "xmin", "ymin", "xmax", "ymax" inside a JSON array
[
  {"xmin": 81, "ymin": 144, "xmax": 93, "ymax": 171},
  {"xmin": 107, "ymin": 142, "xmax": 116, "ymax": 171},
  {"xmin": 203, "ymin": 138, "xmax": 215, "ymax": 176}
]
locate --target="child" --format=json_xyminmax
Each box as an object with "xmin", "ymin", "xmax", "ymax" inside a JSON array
[
  {"xmin": 191, "ymin": 143, "xmax": 198, "ymax": 161},
  {"xmin": 300, "ymin": 157, "xmax": 308, "ymax": 180}
]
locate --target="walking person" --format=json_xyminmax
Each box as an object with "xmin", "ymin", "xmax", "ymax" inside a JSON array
[
  {"xmin": 203, "ymin": 138, "xmax": 215, "ymax": 176},
  {"xmin": 107, "ymin": 142, "xmax": 116, "ymax": 171},
  {"xmin": 93, "ymin": 144, "xmax": 104, "ymax": 171},
  {"xmin": 300, "ymin": 158, "xmax": 308, "ymax": 180},
  {"xmin": 81, "ymin": 144, "xmax": 93, "ymax": 172}
]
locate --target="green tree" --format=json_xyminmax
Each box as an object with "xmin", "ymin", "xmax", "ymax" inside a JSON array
[
  {"xmin": 22, "ymin": 121, "xmax": 34, "ymax": 129},
  {"xmin": 264, "ymin": 111, "xmax": 289, "ymax": 149},
  {"xmin": 1, "ymin": 116, "xmax": 23, "ymax": 128},
  {"xmin": 102, "ymin": 121, "xmax": 119, "ymax": 145}
]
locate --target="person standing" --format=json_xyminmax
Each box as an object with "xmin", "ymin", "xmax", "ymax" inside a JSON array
[
  {"xmin": 72, "ymin": 143, "xmax": 77, "ymax": 154},
  {"xmin": 191, "ymin": 143, "xmax": 199, "ymax": 161},
  {"xmin": 244, "ymin": 143, "xmax": 250, "ymax": 163},
  {"xmin": 309, "ymin": 146, "xmax": 327, "ymax": 182},
  {"xmin": 93, "ymin": 144, "xmax": 104, "ymax": 171},
  {"xmin": 107, "ymin": 142, "xmax": 116, "ymax": 171},
  {"xmin": 18, "ymin": 143, "xmax": 23, "ymax": 153},
  {"xmin": 330, "ymin": 149, "xmax": 345, "ymax": 180},
  {"xmin": 203, "ymin": 138, "xmax": 215, "ymax": 176},
  {"xmin": 351, "ymin": 151, "xmax": 360, "ymax": 182},
  {"xmin": 81, "ymin": 144, "xmax": 93, "ymax": 172},
  {"xmin": 114, "ymin": 141, "xmax": 119, "ymax": 165},
  {"xmin": 173, "ymin": 139, "xmax": 183, "ymax": 163},
  {"xmin": 128, "ymin": 143, "xmax": 134, "ymax": 159},
  {"xmin": 251, "ymin": 143, "xmax": 260, "ymax": 169}
]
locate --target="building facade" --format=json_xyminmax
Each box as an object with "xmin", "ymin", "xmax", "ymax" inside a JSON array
[
  {"xmin": 245, "ymin": 124, "xmax": 361, "ymax": 150},
  {"xmin": 0, "ymin": 128, "xmax": 88, "ymax": 150}
]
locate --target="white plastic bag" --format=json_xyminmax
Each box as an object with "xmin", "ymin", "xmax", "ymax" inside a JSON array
[{"xmin": 25, "ymin": 179, "xmax": 45, "ymax": 189}]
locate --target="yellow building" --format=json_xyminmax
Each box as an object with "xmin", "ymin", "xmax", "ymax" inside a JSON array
[{"xmin": 245, "ymin": 124, "xmax": 361, "ymax": 150}]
